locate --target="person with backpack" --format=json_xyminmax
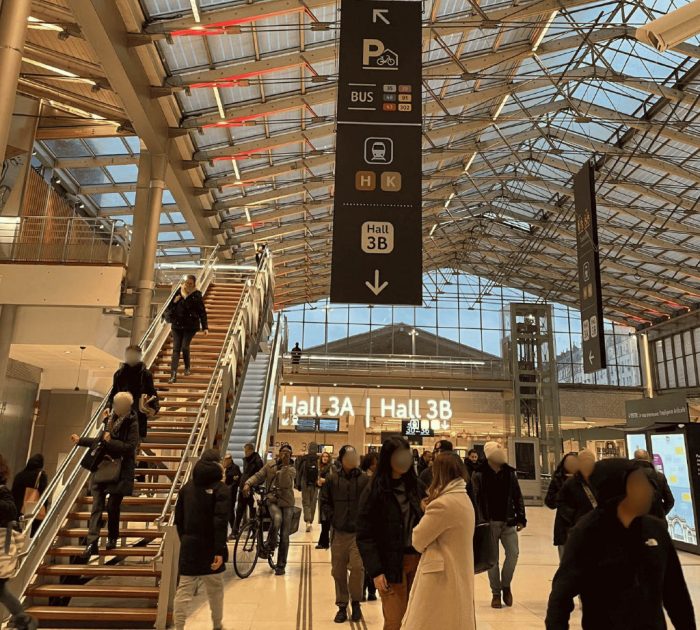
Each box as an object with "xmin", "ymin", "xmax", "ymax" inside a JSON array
[
  {"xmin": 297, "ymin": 442, "xmax": 321, "ymax": 532},
  {"xmin": 107, "ymin": 344, "xmax": 159, "ymax": 439},
  {"xmin": 173, "ymin": 449, "xmax": 229, "ymax": 630},
  {"xmin": 11, "ymin": 454, "xmax": 48, "ymax": 537},
  {"xmin": 165, "ymin": 274, "xmax": 209, "ymax": 384},
  {"xmin": 0, "ymin": 454, "xmax": 38, "ymax": 629}
]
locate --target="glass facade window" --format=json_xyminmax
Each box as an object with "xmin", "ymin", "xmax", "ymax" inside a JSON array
[
  {"xmin": 283, "ymin": 269, "xmax": 641, "ymax": 387},
  {"xmin": 653, "ymin": 326, "xmax": 700, "ymax": 391}
]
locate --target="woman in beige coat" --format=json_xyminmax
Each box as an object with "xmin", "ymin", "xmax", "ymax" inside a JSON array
[{"xmin": 401, "ymin": 452, "xmax": 476, "ymax": 630}]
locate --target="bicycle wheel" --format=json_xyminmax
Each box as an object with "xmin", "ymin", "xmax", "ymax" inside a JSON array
[{"xmin": 233, "ymin": 521, "xmax": 259, "ymax": 579}]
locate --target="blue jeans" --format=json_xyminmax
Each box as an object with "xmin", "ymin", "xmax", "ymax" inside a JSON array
[
  {"xmin": 268, "ymin": 504, "xmax": 294, "ymax": 569},
  {"xmin": 487, "ymin": 522, "xmax": 519, "ymax": 595}
]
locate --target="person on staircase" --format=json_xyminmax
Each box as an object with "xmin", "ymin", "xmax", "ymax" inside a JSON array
[
  {"xmin": 233, "ymin": 443, "xmax": 264, "ymax": 538},
  {"xmin": 166, "ymin": 274, "xmax": 209, "ymax": 384},
  {"xmin": 297, "ymin": 442, "xmax": 321, "ymax": 532},
  {"xmin": 243, "ymin": 443, "xmax": 296, "ymax": 576},
  {"xmin": 291, "ymin": 342, "xmax": 302, "ymax": 373},
  {"xmin": 107, "ymin": 344, "xmax": 159, "ymax": 439},
  {"xmin": 0, "ymin": 454, "xmax": 38, "ymax": 630},
  {"xmin": 173, "ymin": 449, "xmax": 229, "ymax": 630},
  {"xmin": 320, "ymin": 445, "xmax": 370, "ymax": 623},
  {"xmin": 71, "ymin": 391, "xmax": 139, "ymax": 558},
  {"xmin": 11, "ymin": 454, "xmax": 48, "ymax": 537}
]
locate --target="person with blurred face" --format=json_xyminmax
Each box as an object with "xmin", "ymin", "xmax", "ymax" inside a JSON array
[
  {"xmin": 546, "ymin": 458, "xmax": 695, "ymax": 630},
  {"xmin": 471, "ymin": 441, "xmax": 526, "ymax": 609},
  {"xmin": 320, "ymin": 446, "xmax": 370, "ymax": 623},
  {"xmin": 243, "ymin": 443, "xmax": 296, "ymax": 575},
  {"xmin": 634, "ymin": 449, "xmax": 675, "ymax": 518},
  {"xmin": 356, "ymin": 438, "xmax": 426, "ymax": 630}
]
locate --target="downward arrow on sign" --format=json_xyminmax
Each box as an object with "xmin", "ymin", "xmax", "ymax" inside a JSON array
[{"xmin": 365, "ymin": 269, "xmax": 389, "ymax": 296}]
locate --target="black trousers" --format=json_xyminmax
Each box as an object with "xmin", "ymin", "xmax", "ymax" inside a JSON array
[
  {"xmin": 233, "ymin": 490, "xmax": 255, "ymax": 533},
  {"xmin": 171, "ymin": 328, "xmax": 196, "ymax": 373},
  {"xmin": 318, "ymin": 518, "xmax": 331, "ymax": 548},
  {"xmin": 87, "ymin": 486, "xmax": 124, "ymax": 543}
]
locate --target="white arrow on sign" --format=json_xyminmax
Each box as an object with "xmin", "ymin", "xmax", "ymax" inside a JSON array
[
  {"xmin": 373, "ymin": 8, "xmax": 390, "ymax": 24},
  {"xmin": 365, "ymin": 269, "xmax": 389, "ymax": 295},
  {"xmin": 588, "ymin": 350, "xmax": 595, "ymax": 365}
]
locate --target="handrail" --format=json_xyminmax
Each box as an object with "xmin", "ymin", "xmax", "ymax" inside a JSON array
[
  {"xmin": 153, "ymin": 255, "xmax": 274, "ymax": 530},
  {"xmin": 255, "ymin": 313, "xmax": 285, "ymax": 456},
  {"xmin": 11, "ymin": 246, "xmax": 221, "ymax": 586}
]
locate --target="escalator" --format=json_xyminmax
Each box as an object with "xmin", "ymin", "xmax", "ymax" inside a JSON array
[{"xmin": 9, "ymin": 250, "xmax": 275, "ymax": 628}]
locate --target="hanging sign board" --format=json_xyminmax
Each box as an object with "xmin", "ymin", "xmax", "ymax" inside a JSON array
[
  {"xmin": 574, "ymin": 161, "xmax": 606, "ymax": 373},
  {"xmin": 330, "ymin": 0, "xmax": 423, "ymax": 305}
]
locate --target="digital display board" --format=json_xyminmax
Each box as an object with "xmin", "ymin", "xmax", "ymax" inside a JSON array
[
  {"xmin": 651, "ymin": 433, "xmax": 697, "ymax": 546},
  {"xmin": 626, "ymin": 433, "xmax": 647, "ymax": 459},
  {"xmin": 401, "ymin": 419, "xmax": 434, "ymax": 437},
  {"xmin": 318, "ymin": 418, "xmax": 339, "ymax": 432},
  {"xmin": 295, "ymin": 418, "xmax": 317, "ymax": 432}
]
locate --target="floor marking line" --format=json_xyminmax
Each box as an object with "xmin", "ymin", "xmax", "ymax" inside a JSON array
[
  {"xmin": 307, "ymin": 544, "xmax": 313, "ymax": 629},
  {"xmin": 296, "ymin": 544, "xmax": 305, "ymax": 630}
]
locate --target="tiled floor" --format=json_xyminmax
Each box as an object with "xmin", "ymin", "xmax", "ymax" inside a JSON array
[{"xmin": 184, "ymin": 506, "xmax": 700, "ymax": 629}]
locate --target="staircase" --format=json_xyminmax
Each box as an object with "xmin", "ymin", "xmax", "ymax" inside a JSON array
[
  {"xmin": 22, "ymin": 282, "xmax": 244, "ymax": 628},
  {"xmin": 227, "ymin": 352, "xmax": 270, "ymax": 462}
]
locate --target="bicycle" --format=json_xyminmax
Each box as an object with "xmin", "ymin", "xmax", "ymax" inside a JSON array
[{"xmin": 233, "ymin": 487, "xmax": 277, "ymax": 578}]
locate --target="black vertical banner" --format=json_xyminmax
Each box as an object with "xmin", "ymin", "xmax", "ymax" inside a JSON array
[
  {"xmin": 330, "ymin": 0, "xmax": 423, "ymax": 305},
  {"xmin": 574, "ymin": 161, "xmax": 606, "ymax": 373}
]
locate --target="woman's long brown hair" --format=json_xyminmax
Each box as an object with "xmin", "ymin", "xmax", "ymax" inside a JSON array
[{"xmin": 426, "ymin": 452, "xmax": 469, "ymax": 505}]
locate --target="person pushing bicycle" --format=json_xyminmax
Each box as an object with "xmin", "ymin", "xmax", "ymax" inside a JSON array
[{"xmin": 243, "ymin": 443, "xmax": 296, "ymax": 575}]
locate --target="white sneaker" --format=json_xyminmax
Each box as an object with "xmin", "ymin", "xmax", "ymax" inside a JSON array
[{"xmin": 306, "ymin": 523, "xmax": 312, "ymax": 533}]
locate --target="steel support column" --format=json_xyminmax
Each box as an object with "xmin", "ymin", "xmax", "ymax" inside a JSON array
[
  {"xmin": 0, "ymin": 304, "xmax": 17, "ymax": 402},
  {"xmin": 126, "ymin": 150, "xmax": 152, "ymax": 291},
  {"xmin": 0, "ymin": 0, "xmax": 32, "ymax": 163},
  {"xmin": 131, "ymin": 154, "xmax": 166, "ymax": 343},
  {"xmin": 639, "ymin": 332, "xmax": 655, "ymax": 399}
]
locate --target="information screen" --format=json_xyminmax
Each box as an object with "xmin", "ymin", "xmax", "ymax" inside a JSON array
[
  {"xmin": 318, "ymin": 418, "xmax": 339, "ymax": 432},
  {"xmin": 651, "ymin": 433, "xmax": 697, "ymax": 545},
  {"xmin": 626, "ymin": 433, "xmax": 647, "ymax": 459},
  {"xmin": 295, "ymin": 418, "xmax": 317, "ymax": 432}
]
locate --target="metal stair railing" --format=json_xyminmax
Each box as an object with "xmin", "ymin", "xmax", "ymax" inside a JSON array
[
  {"xmin": 151, "ymin": 255, "xmax": 275, "ymax": 630},
  {"xmin": 254, "ymin": 313, "xmax": 286, "ymax": 456},
  {"xmin": 8, "ymin": 245, "xmax": 222, "ymax": 601}
]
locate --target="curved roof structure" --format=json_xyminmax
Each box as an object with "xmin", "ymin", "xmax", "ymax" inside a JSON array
[{"xmin": 21, "ymin": 0, "xmax": 700, "ymax": 324}]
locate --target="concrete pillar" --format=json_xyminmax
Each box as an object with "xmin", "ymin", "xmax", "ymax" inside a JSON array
[
  {"xmin": 131, "ymin": 153, "xmax": 167, "ymax": 343},
  {"xmin": 0, "ymin": 304, "xmax": 17, "ymax": 401},
  {"xmin": 0, "ymin": 0, "xmax": 32, "ymax": 163},
  {"xmin": 126, "ymin": 150, "xmax": 152, "ymax": 290},
  {"xmin": 347, "ymin": 414, "xmax": 366, "ymax": 452},
  {"xmin": 639, "ymin": 332, "xmax": 654, "ymax": 398}
]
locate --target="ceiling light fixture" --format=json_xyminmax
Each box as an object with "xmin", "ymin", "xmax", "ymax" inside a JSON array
[
  {"xmin": 463, "ymin": 152, "xmax": 476, "ymax": 173},
  {"xmin": 532, "ymin": 11, "xmax": 557, "ymax": 52},
  {"xmin": 232, "ymin": 158, "xmax": 241, "ymax": 181},
  {"xmin": 492, "ymin": 94, "xmax": 509, "ymax": 121},
  {"xmin": 213, "ymin": 87, "xmax": 226, "ymax": 119},
  {"xmin": 189, "ymin": 0, "xmax": 202, "ymax": 23},
  {"xmin": 444, "ymin": 192, "xmax": 455, "ymax": 210},
  {"xmin": 429, "ymin": 223, "xmax": 438, "ymax": 237}
]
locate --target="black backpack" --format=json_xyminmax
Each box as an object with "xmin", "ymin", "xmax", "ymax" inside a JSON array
[{"xmin": 305, "ymin": 456, "xmax": 319, "ymax": 486}]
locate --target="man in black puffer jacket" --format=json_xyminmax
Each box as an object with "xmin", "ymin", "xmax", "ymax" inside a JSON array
[
  {"xmin": 546, "ymin": 458, "xmax": 695, "ymax": 630},
  {"xmin": 173, "ymin": 449, "xmax": 229, "ymax": 630}
]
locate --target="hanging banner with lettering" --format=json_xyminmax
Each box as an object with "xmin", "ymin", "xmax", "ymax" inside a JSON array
[
  {"xmin": 330, "ymin": 0, "xmax": 423, "ymax": 305},
  {"xmin": 574, "ymin": 161, "xmax": 606, "ymax": 373}
]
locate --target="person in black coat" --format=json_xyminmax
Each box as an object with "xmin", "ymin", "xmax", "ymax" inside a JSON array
[
  {"xmin": 465, "ymin": 448, "xmax": 480, "ymax": 476},
  {"xmin": 107, "ymin": 345, "xmax": 159, "ymax": 439},
  {"xmin": 316, "ymin": 451, "xmax": 334, "ymax": 550},
  {"xmin": 72, "ymin": 392, "xmax": 140, "ymax": 558},
  {"xmin": 552, "ymin": 450, "xmax": 597, "ymax": 559},
  {"xmin": 356, "ymin": 437, "xmax": 426, "ymax": 630},
  {"xmin": 11, "ymin": 454, "xmax": 48, "ymax": 536},
  {"xmin": 0, "ymin": 455, "xmax": 38, "ymax": 629},
  {"xmin": 233, "ymin": 443, "xmax": 264, "ymax": 535},
  {"xmin": 546, "ymin": 458, "xmax": 695, "ymax": 630},
  {"xmin": 634, "ymin": 449, "xmax": 675, "ymax": 519},
  {"xmin": 223, "ymin": 452, "xmax": 241, "ymax": 534},
  {"xmin": 471, "ymin": 441, "xmax": 526, "ymax": 609},
  {"xmin": 544, "ymin": 452, "xmax": 579, "ymax": 510},
  {"xmin": 173, "ymin": 449, "xmax": 229, "ymax": 630},
  {"xmin": 166, "ymin": 274, "xmax": 209, "ymax": 383}
]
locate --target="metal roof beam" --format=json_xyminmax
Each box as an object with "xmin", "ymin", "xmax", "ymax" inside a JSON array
[{"xmin": 55, "ymin": 155, "xmax": 139, "ymax": 168}]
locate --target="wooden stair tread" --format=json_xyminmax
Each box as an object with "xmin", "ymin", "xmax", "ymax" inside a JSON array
[
  {"xmin": 38, "ymin": 564, "xmax": 160, "ymax": 577},
  {"xmin": 134, "ymin": 468, "xmax": 176, "ymax": 477},
  {"xmin": 68, "ymin": 512, "xmax": 160, "ymax": 522},
  {"xmin": 77, "ymin": 496, "xmax": 166, "ymax": 506},
  {"xmin": 25, "ymin": 606, "xmax": 158, "ymax": 621},
  {"xmin": 49, "ymin": 546, "xmax": 159, "ymax": 557},
  {"xmin": 59, "ymin": 528, "xmax": 163, "ymax": 539},
  {"xmin": 27, "ymin": 584, "xmax": 159, "ymax": 599}
]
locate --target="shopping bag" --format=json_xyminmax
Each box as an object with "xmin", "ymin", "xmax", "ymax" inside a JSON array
[
  {"xmin": 289, "ymin": 506, "xmax": 303, "ymax": 535},
  {"xmin": 0, "ymin": 525, "xmax": 26, "ymax": 579},
  {"xmin": 473, "ymin": 522, "xmax": 497, "ymax": 574},
  {"xmin": 21, "ymin": 472, "xmax": 45, "ymax": 520}
]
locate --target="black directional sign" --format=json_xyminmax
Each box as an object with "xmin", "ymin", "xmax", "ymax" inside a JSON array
[
  {"xmin": 330, "ymin": 0, "xmax": 422, "ymax": 305},
  {"xmin": 574, "ymin": 161, "xmax": 606, "ymax": 373}
]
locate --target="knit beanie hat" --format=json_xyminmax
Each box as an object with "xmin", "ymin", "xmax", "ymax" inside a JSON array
[{"xmin": 483, "ymin": 441, "xmax": 500, "ymax": 460}]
